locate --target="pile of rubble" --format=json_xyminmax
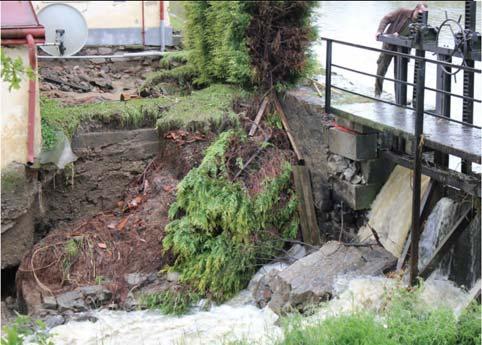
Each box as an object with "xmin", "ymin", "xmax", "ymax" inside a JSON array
[{"xmin": 38, "ymin": 57, "xmax": 161, "ymax": 104}]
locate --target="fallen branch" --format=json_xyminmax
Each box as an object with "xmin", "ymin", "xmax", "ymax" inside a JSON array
[
  {"xmin": 248, "ymin": 96, "xmax": 269, "ymax": 136},
  {"xmin": 233, "ymin": 132, "xmax": 272, "ymax": 180}
]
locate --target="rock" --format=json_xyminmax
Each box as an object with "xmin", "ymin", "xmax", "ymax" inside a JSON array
[
  {"xmin": 123, "ymin": 292, "xmax": 138, "ymax": 311},
  {"xmin": 44, "ymin": 314, "xmax": 65, "ymax": 328},
  {"xmin": 56, "ymin": 290, "xmax": 87, "ymax": 312},
  {"xmin": 42, "ymin": 296, "xmax": 57, "ymax": 310},
  {"xmin": 265, "ymin": 241, "xmax": 396, "ymax": 314},
  {"xmin": 124, "ymin": 273, "xmax": 150, "ymax": 286},
  {"xmin": 343, "ymin": 167, "xmax": 356, "ymax": 181},
  {"xmin": 166, "ymin": 271, "xmax": 180, "ymax": 283},
  {"xmin": 98, "ymin": 47, "xmax": 113, "ymax": 55},
  {"xmin": 90, "ymin": 58, "xmax": 106, "ymax": 64},
  {"xmin": 249, "ymin": 262, "xmax": 289, "ymax": 308},
  {"xmin": 285, "ymin": 244, "xmax": 307, "ymax": 264},
  {"xmin": 79, "ymin": 285, "xmax": 112, "ymax": 304},
  {"xmin": 350, "ymin": 174, "xmax": 362, "ymax": 185},
  {"xmin": 1, "ymin": 302, "xmax": 12, "ymax": 325}
]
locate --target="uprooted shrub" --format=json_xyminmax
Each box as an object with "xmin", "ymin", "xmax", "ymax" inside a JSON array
[
  {"xmin": 183, "ymin": 1, "xmax": 316, "ymax": 88},
  {"xmin": 162, "ymin": 130, "xmax": 298, "ymax": 303}
]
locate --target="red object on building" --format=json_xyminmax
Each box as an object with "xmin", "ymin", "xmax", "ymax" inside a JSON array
[{"xmin": 1, "ymin": 1, "xmax": 46, "ymax": 164}]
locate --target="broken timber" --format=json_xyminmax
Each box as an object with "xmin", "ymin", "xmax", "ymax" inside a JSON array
[
  {"xmin": 248, "ymin": 96, "xmax": 269, "ymax": 136},
  {"xmin": 273, "ymin": 93, "xmax": 305, "ymax": 164},
  {"xmin": 381, "ymin": 151, "xmax": 481, "ymax": 197},
  {"xmin": 396, "ymin": 180, "xmax": 436, "ymax": 271},
  {"xmin": 292, "ymin": 165, "xmax": 323, "ymax": 246},
  {"xmin": 419, "ymin": 206, "xmax": 475, "ymax": 279}
]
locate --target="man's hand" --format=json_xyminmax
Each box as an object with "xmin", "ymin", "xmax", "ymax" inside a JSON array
[
  {"xmin": 393, "ymin": 32, "xmax": 399, "ymax": 37},
  {"xmin": 376, "ymin": 31, "xmax": 382, "ymax": 40}
]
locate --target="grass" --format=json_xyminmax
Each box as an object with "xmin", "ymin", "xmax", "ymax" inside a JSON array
[
  {"xmin": 156, "ymin": 84, "xmax": 244, "ymax": 134},
  {"xmin": 141, "ymin": 64, "xmax": 197, "ymax": 94},
  {"xmin": 277, "ymin": 288, "xmax": 482, "ymax": 345},
  {"xmin": 40, "ymin": 96, "xmax": 172, "ymax": 150},
  {"xmin": 139, "ymin": 290, "xmax": 200, "ymax": 316},
  {"xmin": 1, "ymin": 315, "xmax": 53, "ymax": 345},
  {"xmin": 159, "ymin": 51, "xmax": 190, "ymax": 70},
  {"xmin": 41, "ymin": 83, "xmax": 244, "ymax": 150}
]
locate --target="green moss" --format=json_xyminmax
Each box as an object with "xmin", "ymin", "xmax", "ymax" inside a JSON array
[
  {"xmin": 159, "ymin": 51, "xmax": 191, "ymax": 70},
  {"xmin": 140, "ymin": 64, "xmax": 197, "ymax": 94},
  {"xmin": 40, "ymin": 97, "xmax": 172, "ymax": 150},
  {"xmin": 156, "ymin": 84, "xmax": 244, "ymax": 133},
  {"xmin": 162, "ymin": 130, "xmax": 298, "ymax": 305}
]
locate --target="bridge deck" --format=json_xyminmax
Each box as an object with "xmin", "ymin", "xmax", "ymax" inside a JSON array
[{"xmin": 332, "ymin": 102, "xmax": 481, "ymax": 164}]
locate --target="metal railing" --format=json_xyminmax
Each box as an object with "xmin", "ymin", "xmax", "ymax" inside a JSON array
[{"xmin": 320, "ymin": 36, "xmax": 481, "ymax": 285}]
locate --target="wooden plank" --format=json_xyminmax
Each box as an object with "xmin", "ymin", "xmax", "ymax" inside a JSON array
[
  {"xmin": 419, "ymin": 206, "xmax": 474, "ymax": 279},
  {"xmin": 293, "ymin": 165, "xmax": 323, "ymax": 246},
  {"xmin": 248, "ymin": 97, "xmax": 269, "ymax": 136},
  {"xmin": 396, "ymin": 180, "xmax": 437, "ymax": 271},
  {"xmin": 273, "ymin": 94, "xmax": 305, "ymax": 164},
  {"xmin": 381, "ymin": 151, "xmax": 481, "ymax": 197}
]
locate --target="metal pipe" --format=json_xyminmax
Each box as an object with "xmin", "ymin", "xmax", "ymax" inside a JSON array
[
  {"xmin": 410, "ymin": 48, "xmax": 426, "ymax": 287},
  {"xmin": 38, "ymin": 51, "xmax": 165, "ymax": 59},
  {"xmin": 160, "ymin": 0, "xmax": 165, "ymax": 52},
  {"xmin": 141, "ymin": 0, "xmax": 146, "ymax": 46},
  {"xmin": 26, "ymin": 34, "xmax": 37, "ymax": 164},
  {"xmin": 320, "ymin": 37, "xmax": 481, "ymax": 73},
  {"xmin": 1, "ymin": 27, "xmax": 45, "ymax": 39},
  {"xmin": 325, "ymin": 40, "xmax": 332, "ymax": 113},
  {"xmin": 1, "ymin": 38, "xmax": 45, "ymax": 45}
]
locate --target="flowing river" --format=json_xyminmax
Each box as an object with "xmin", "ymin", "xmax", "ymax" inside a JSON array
[
  {"xmin": 30, "ymin": 3, "xmax": 480, "ymax": 344},
  {"xmin": 45, "ymin": 275, "xmax": 469, "ymax": 345}
]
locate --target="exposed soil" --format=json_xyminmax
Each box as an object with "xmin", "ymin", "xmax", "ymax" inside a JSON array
[{"xmin": 17, "ymin": 134, "xmax": 213, "ymax": 308}]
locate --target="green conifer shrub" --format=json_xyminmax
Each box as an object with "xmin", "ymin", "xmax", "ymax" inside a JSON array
[{"xmin": 163, "ymin": 130, "xmax": 298, "ymax": 301}]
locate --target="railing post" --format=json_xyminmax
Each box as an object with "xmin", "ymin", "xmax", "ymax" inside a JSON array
[
  {"xmin": 325, "ymin": 39, "xmax": 332, "ymax": 113},
  {"xmin": 410, "ymin": 50, "xmax": 426, "ymax": 287}
]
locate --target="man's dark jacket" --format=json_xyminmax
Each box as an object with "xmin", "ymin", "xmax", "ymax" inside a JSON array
[{"xmin": 377, "ymin": 8, "xmax": 415, "ymax": 35}]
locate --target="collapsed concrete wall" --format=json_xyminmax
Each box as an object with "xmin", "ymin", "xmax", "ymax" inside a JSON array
[{"xmin": 280, "ymin": 87, "xmax": 394, "ymax": 238}]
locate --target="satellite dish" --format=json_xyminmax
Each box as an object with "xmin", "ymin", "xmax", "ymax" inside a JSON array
[{"xmin": 37, "ymin": 4, "xmax": 88, "ymax": 56}]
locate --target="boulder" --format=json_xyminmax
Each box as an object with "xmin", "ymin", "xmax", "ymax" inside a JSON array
[
  {"xmin": 264, "ymin": 241, "xmax": 396, "ymax": 314},
  {"xmin": 56, "ymin": 291, "xmax": 87, "ymax": 312}
]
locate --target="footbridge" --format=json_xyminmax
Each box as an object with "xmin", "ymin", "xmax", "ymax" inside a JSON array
[{"xmin": 318, "ymin": 4, "xmax": 481, "ymax": 289}]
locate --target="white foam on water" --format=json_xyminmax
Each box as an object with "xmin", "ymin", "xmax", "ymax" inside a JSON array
[{"xmin": 48, "ymin": 294, "xmax": 281, "ymax": 345}]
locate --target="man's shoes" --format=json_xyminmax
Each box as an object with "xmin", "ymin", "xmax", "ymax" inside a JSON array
[{"xmin": 374, "ymin": 92, "xmax": 381, "ymax": 99}]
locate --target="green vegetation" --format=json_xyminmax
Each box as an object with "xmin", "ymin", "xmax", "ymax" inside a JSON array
[
  {"xmin": 0, "ymin": 49, "xmax": 34, "ymax": 91},
  {"xmin": 185, "ymin": 1, "xmax": 252, "ymax": 86},
  {"xmin": 1, "ymin": 315, "xmax": 53, "ymax": 345},
  {"xmin": 40, "ymin": 96, "xmax": 171, "ymax": 150},
  {"xmin": 156, "ymin": 84, "xmax": 242, "ymax": 133},
  {"xmin": 139, "ymin": 290, "xmax": 200, "ymax": 316},
  {"xmin": 41, "ymin": 84, "xmax": 242, "ymax": 150},
  {"xmin": 278, "ymin": 289, "xmax": 481, "ymax": 345},
  {"xmin": 163, "ymin": 130, "xmax": 298, "ymax": 305},
  {"xmin": 159, "ymin": 50, "xmax": 190, "ymax": 69},
  {"xmin": 141, "ymin": 64, "xmax": 197, "ymax": 94}
]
